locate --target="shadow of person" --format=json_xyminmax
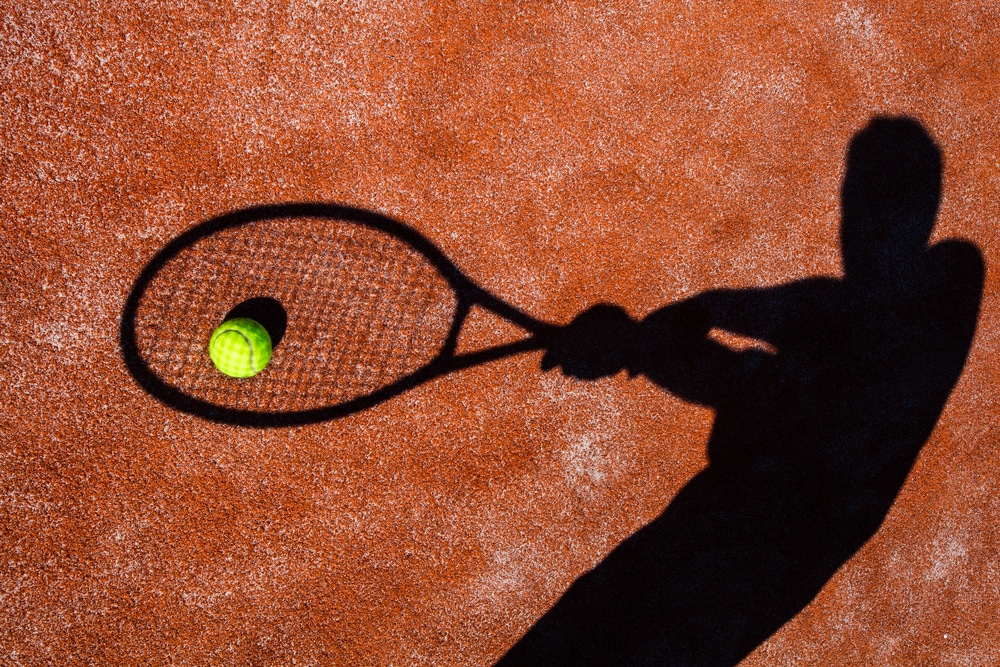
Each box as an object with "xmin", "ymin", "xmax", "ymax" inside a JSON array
[{"xmin": 497, "ymin": 117, "xmax": 984, "ymax": 666}]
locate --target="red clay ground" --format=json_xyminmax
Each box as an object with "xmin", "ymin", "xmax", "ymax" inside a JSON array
[{"xmin": 2, "ymin": 1, "xmax": 999, "ymax": 665}]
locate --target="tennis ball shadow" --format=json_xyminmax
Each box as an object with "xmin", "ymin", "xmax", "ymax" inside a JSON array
[{"xmin": 224, "ymin": 297, "xmax": 287, "ymax": 348}]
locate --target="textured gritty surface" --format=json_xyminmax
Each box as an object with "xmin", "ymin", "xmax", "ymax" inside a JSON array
[{"xmin": 2, "ymin": 1, "xmax": 999, "ymax": 665}]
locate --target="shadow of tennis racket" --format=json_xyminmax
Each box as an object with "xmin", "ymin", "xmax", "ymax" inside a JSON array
[{"xmin": 121, "ymin": 203, "xmax": 559, "ymax": 427}]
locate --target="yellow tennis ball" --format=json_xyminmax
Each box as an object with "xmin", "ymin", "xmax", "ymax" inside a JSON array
[{"xmin": 208, "ymin": 318, "xmax": 272, "ymax": 378}]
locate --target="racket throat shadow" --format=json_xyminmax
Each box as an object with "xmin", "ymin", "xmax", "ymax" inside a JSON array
[
  {"xmin": 440, "ymin": 300, "xmax": 472, "ymax": 358},
  {"xmin": 440, "ymin": 298, "xmax": 550, "ymax": 368}
]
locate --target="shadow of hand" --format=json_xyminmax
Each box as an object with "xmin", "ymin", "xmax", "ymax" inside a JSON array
[{"xmin": 541, "ymin": 304, "xmax": 634, "ymax": 380}]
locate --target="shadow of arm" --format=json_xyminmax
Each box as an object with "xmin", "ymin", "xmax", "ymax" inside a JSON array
[{"xmin": 630, "ymin": 297, "xmax": 755, "ymax": 406}]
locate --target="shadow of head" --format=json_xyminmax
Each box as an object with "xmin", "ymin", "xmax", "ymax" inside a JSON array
[{"xmin": 841, "ymin": 116, "xmax": 942, "ymax": 282}]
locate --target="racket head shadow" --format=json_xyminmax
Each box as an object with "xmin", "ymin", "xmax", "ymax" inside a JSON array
[{"xmin": 121, "ymin": 203, "xmax": 529, "ymax": 427}]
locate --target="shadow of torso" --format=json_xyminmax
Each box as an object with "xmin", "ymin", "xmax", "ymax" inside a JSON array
[{"xmin": 498, "ymin": 241, "xmax": 982, "ymax": 666}]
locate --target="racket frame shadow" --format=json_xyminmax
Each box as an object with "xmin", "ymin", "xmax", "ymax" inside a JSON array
[{"xmin": 120, "ymin": 202, "xmax": 555, "ymax": 427}]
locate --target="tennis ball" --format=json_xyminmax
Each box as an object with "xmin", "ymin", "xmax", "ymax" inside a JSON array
[{"xmin": 208, "ymin": 318, "xmax": 272, "ymax": 378}]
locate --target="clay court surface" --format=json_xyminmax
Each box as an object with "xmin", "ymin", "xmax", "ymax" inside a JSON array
[{"xmin": 3, "ymin": 1, "xmax": 1000, "ymax": 665}]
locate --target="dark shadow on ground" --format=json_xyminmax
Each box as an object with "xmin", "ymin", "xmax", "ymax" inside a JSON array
[
  {"xmin": 497, "ymin": 117, "xmax": 984, "ymax": 665},
  {"xmin": 224, "ymin": 296, "xmax": 288, "ymax": 347}
]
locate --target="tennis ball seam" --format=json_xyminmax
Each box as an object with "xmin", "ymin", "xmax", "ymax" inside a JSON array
[{"xmin": 223, "ymin": 328, "xmax": 257, "ymax": 372}]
